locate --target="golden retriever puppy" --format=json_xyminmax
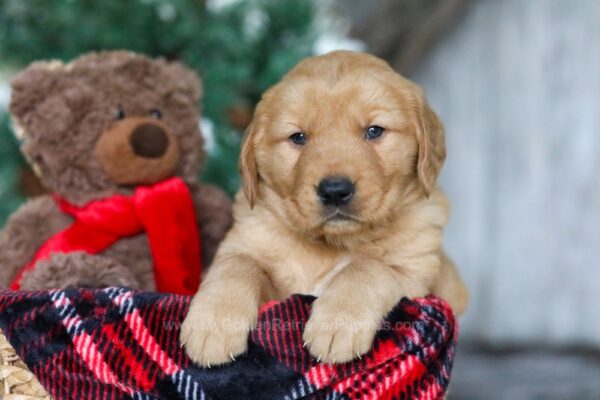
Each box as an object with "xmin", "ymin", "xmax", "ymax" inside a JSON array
[{"xmin": 181, "ymin": 51, "xmax": 468, "ymax": 367}]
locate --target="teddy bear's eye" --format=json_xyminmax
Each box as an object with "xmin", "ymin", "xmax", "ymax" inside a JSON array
[
  {"xmin": 115, "ymin": 107, "xmax": 126, "ymax": 120},
  {"xmin": 149, "ymin": 109, "xmax": 162, "ymax": 119}
]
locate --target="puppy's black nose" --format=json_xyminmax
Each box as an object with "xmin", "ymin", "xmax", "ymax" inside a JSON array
[
  {"xmin": 317, "ymin": 177, "xmax": 355, "ymax": 207},
  {"xmin": 130, "ymin": 123, "xmax": 169, "ymax": 158}
]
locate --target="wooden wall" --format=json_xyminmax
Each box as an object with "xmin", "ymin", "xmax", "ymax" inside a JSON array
[{"xmin": 413, "ymin": 0, "xmax": 600, "ymax": 346}]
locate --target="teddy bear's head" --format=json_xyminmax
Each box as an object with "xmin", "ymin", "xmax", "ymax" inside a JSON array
[{"xmin": 9, "ymin": 51, "xmax": 203, "ymax": 205}]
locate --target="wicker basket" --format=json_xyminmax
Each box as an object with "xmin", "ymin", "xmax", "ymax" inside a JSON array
[{"xmin": 0, "ymin": 328, "xmax": 51, "ymax": 399}]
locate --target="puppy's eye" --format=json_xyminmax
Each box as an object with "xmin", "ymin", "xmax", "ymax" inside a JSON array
[
  {"xmin": 365, "ymin": 125, "xmax": 385, "ymax": 140},
  {"xmin": 289, "ymin": 132, "xmax": 307, "ymax": 146},
  {"xmin": 115, "ymin": 107, "xmax": 125, "ymax": 120},
  {"xmin": 149, "ymin": 109, "xmax": 162, "ymax": 119}
]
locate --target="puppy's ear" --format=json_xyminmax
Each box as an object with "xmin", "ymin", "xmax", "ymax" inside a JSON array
[
  {"xmin": 239, "ymin": 120, "xmax": 260, "ymax": 208},
  {"xmin": 412, "ymin": 88, "xmax": 446, "ymax": 196}
]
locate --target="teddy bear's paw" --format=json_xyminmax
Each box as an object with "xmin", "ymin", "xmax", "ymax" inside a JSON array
[
  {"xmin": 20, "ymin": 251, "xmax": 141, "ymax": 290},
  {"xmin": 303, "ymin": 298, "xmax": 379, "ymax": 364},
  {"xmin": 180, "ymin": 294, "xmax": 256, "ymax": 368}
]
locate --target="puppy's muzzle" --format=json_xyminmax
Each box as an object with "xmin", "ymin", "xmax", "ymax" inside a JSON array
[{"xmin": 317, "ymin": 177, "xmax": 355, "ymax": 207}]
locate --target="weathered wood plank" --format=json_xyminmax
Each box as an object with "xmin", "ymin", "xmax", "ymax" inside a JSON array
[{"xmin": 414, "ymin": 0, "xmax": 600, "ymax": 346}]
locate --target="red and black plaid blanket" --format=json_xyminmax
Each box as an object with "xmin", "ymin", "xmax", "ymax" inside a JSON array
[{"xmin": 0, "ymin": 288, "xmax": 457, "ymax": 399}]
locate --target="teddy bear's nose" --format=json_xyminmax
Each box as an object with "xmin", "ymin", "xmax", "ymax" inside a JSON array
[{"xmin": 129, "ymin": 123, "xmax": 169, "ymax": 158}]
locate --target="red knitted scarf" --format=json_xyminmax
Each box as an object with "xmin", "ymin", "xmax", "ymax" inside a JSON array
[{"xmin": 10, "ymin": 177, "xmax": 202, "ymax": 295}]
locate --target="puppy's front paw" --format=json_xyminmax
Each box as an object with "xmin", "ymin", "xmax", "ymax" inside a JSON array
[
  {"xmin": 303, "ymin": 298, "xmax": 379, "ymax": 364},
  {"xmin": 180, "ymin": 294, "xmax": 256, "ymax": 368}
]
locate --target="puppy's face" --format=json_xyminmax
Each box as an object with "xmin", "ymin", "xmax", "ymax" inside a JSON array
[{"xmin": 241, "ymin": 52, "xmax": 445, "ymax": 239}]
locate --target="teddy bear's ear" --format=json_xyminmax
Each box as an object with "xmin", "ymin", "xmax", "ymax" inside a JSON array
[
  {"xmin": 9, "ymin": 61, "xmax": 65, "ymax": 123},
  {"xmin": 165, "ymin": 62, "xmax": 203, "ymax": 104}
]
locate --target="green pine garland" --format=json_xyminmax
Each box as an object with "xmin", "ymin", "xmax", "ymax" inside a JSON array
[{"xmin": 0, "ymin": 111, "xmax": 25, "ymax": 226}]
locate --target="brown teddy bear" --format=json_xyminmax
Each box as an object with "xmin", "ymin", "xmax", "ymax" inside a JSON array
[{"xmin": 0, "ymin": 51, "xmax": 232, "ymax": 294}]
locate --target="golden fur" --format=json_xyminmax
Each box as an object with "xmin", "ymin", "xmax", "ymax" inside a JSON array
[{"xmin": 181, "ymin": 51, "xmax": 468, "ymax": 367}]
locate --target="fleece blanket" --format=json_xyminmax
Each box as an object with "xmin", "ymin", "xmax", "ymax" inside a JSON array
[{"xmin": 0, "ymin": 288, "xmax": 457, "ymax": 399}]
